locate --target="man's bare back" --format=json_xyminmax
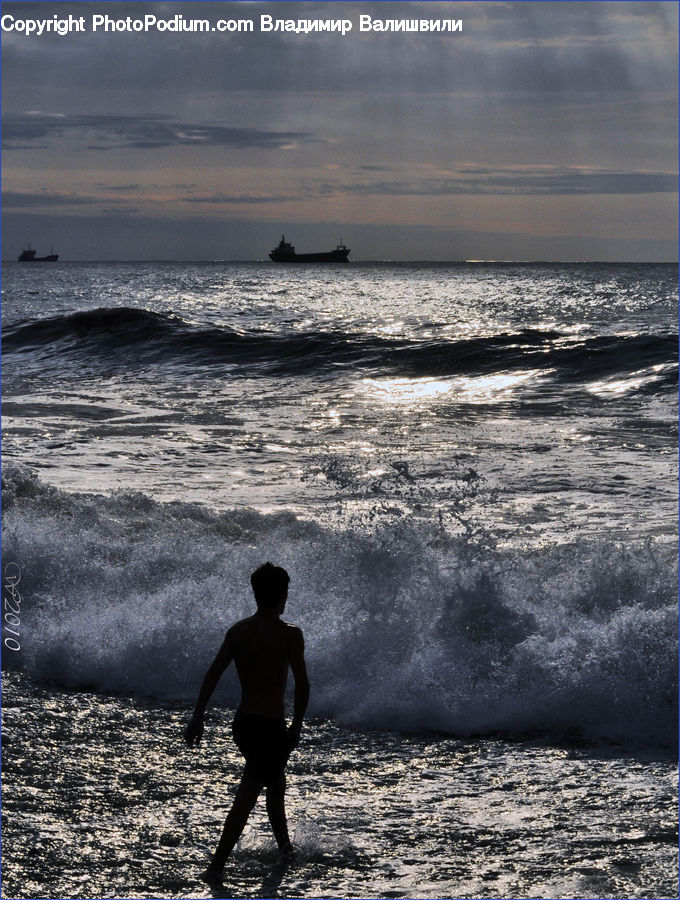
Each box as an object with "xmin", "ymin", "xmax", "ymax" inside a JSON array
[{"xmin": 228, "ymin": 613, "xmax": 305, "ymax": 719}]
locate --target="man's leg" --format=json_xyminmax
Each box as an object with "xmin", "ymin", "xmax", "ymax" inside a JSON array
[
  {"xmin": 203, "ymin": 772, "xmax": 263, "ymax": 878},
  {"xmin": 266, "ymin": 773, "xmax": 293, "ymax": 853}
]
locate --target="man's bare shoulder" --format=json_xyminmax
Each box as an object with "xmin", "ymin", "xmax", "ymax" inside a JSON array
[
  {"xmin": 282, "ymin": 621, "xmax": 305, "ymax": 643},
  {"xmin": 225, "ymin": 615, "xmax": 256, "ymax": 638},
  {"xmin": 226, "ymin": 616, "xmax": 303, "ymax": 653}
]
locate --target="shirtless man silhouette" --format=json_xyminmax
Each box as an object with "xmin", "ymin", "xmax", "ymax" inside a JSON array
[{"xmin": 184, "ymin": 563, "xmax": 310, "ymax": 883}]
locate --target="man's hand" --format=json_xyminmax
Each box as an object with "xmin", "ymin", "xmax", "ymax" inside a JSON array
[
  {"xmin": 184, "ymin": 712, "xmax": 204, "ymax": 748},
  {"xmin": 287, "ymin": 723, "xmax": 302, "ymax": 752}
]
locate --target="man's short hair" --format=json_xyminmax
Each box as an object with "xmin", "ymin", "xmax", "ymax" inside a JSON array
[{"xmin": 250, "ymin": 562, "xmax": 290, "ymax": 608}]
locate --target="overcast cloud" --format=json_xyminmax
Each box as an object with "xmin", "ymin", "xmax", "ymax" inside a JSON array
[{"xmin": 2, "ymin": 1, "xmax": 677, "ymax": 260}]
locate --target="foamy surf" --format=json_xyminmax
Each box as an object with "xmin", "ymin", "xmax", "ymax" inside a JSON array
[{"xmin": 3, "ymin": 466, "xmax": 676, "ymax": 747}]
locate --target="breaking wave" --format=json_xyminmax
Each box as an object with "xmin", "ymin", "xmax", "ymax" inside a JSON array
[{"xmin": 2, "ymin": 466, "xmax": 677, "ymax": 748}]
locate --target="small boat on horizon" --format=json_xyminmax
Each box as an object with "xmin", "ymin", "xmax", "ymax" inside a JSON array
[
  {"xmin": 18, "ymin": 244, "xmax": 59, "ymax": 262},
  {"xmin": 269, "ymin": 235, "xmax": 349, "ymax": 263}
]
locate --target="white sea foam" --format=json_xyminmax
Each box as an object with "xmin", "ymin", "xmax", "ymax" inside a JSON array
[{"xmin": 2, "ymin": 466, "xmax": 677, "ymax": 746}]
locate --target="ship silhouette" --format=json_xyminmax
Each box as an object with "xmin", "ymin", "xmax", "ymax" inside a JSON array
[
  {"xmin": 18, "ymin": 244, "xmax": 59, "ymax": 262},
  {"xmin": 269, "ymin": 235, "xmax": 349, "ymax": 263}
]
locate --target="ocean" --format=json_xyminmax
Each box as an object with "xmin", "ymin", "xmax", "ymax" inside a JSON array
[{"xmin": 1, "ymin": 261, "xmax": 678, "ymax": 899}]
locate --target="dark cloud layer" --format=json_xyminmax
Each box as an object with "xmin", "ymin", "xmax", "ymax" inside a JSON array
[
  {"xmin": 2, "ymin": 191, "xmax": 104, "ymax": 207},
  {"xmin": 340, "ymin": 169, "xmax": 678, "ymax": 197},
  {"xmin": 5, "ymin": 163, "xmax": 675, "ymax": 215},
  {"xmin": 2, "ymin": 112, "xmax": 311, "ymax": 150},
  {"xmin": 2, "ymin": 1, "xmax": 676, "ymax": 99},
  {"xmin": 180, "ymin": 194, "xmax": 294, "ymax": 205}
]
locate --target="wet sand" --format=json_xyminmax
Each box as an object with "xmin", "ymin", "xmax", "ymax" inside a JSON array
[{"xmin": 2, "ymin": 673, "xmax": 677, "ymax": 900}]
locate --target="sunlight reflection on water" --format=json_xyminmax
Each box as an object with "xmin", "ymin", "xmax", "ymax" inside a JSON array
[{"xmin": 360, "ymin": 370, "xmax": 544, "ymax": 406}]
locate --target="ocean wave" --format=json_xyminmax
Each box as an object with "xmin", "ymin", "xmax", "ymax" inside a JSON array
[
  {"xmin": 2, "ymin": 466, "xmax": 677, "ymax": 747},
  {"xmin": 3, "ymin": 306, "xmax": 677, "ymax": 387}
]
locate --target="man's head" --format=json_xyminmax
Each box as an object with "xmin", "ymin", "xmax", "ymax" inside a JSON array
[{"xmin": 250, "ymin": 562, "xmax": 290, "ymax": 610}]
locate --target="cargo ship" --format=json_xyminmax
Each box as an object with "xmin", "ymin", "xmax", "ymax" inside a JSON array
[
  {"xmin": 269, "ymin": 235, "xmax": 349, "ymax": 263},
  {"xmin": 18, "ymin": 245, "xmax": 59, "ymax": 262}
]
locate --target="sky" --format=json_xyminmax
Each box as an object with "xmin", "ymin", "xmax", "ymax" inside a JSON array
[{"xmin": 1, "ymin": 0, "xmax": 678, "ymax": 261}]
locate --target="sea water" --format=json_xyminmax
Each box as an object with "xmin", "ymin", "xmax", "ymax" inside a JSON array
[{"xmin": 1, "ymin": 261, "xmax": 677, "ymax": 899}]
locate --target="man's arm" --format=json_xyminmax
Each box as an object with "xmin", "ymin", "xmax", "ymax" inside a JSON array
[
  {"xmin": 287, "ymin": 626, "xmax": 310, "ymax": 750},
  {"xmin": 184, "ymin": 632, "xmax": 234, "ymax": 748}
]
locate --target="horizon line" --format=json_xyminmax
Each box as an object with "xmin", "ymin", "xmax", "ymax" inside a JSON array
[{"xmin": 3, "ymin": 258, "xmax": 677, "ymax": 265}]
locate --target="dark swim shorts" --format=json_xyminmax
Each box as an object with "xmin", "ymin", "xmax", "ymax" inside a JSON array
[{"xmin": 232, "ymin": 711, "xmax": 289, "ymax": 786}]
